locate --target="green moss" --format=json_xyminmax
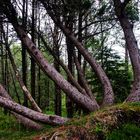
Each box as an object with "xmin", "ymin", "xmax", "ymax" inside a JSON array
[
  {"xmin": 0, "ymin": 109, "xmax": 53, "ymax": 140},
  {"xmin": 54, "ymin": 103, "xmax": 140, "ymax": 140},
  {"xmin": 106, "ymin": 123, "xmax": 140, "ymax": 140},
  {"xmin": 0, "ymin": 103, "xmax": 140, "ymax": 140}
]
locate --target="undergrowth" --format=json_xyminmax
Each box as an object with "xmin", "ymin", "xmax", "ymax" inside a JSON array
[
  {"xmin": 0, "ymin": 109, "xmax": 53, "ymax": 140},
  {"xmin": 106, "ymin": 123, "xmax": 140, "ymax": 140},
  {"xmin": 0, "ymin": 102, "xmax": 140, "ymax": 140}
]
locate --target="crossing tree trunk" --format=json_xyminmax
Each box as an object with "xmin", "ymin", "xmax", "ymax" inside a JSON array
[
  {"xmin": 0, "ymin": 84, "xmax": 43, "ymax": 130},
  {"xmin": 0, "ymin": 0, "xmax": 99, "ymax": 112}
]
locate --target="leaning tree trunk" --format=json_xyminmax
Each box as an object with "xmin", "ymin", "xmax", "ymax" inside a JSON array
[
  {"xmin": 39, "ymin": 0, "xmax": 114, "ymax": 106},
  {"xmin": 113, "ymin": 0, "xmax": 140, "ymax": 102},
  {"xmin": 1, "ymin": 25, "xmax": 42, "ymax": 112},
  {"xmin": 0, "ymin": 0, "xmax": 99, "ymax": 112},
  {"xmin": 0, "ymin": 84, "xmax": 43, "ymax": 130},
  {"xmin": 39, "ymin": 32, "xmax": 88, "ymax": 97},
  {"xmin": 0, "ymin": 85, "xmax": 68, "ymax": 125}
]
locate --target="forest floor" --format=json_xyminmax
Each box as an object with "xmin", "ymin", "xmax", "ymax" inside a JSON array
[{"xmin": 0, "ymin": 103, "xmax": 140, "ymax": 140}]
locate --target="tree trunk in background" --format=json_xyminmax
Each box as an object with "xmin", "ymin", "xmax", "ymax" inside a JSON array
[
  {"xmin": 53, "ymin": 26, "xmax": 62, "ymax": 116},
  {"xmin": 3, "ymin": 24, "xmax": 9, "ymax": 115},
  {"xmin": 37, "ymin": 67, "xmax": 41, "ymax": 106},
  {"xmin": 1, "ymin": 25, "xmax": 42, "ymax": 112},
  {"xmin": 9, "ymin": 66, "xmax": 21, "ymax": 104},
  {"xmin": 0, "ymin": 84, "xmax": 43, "ymax": 130},
  {"xmin": 39, "ymin": 33, "xmax": 88, "ymax": 97},
  {"xmin": 65, "ymin": 15, "xmax": 75, "ymax": 118},
  {"xmin": 113, "ymin": 0, "xmax": 140, "ymax": 102},
  {"xmin": 0, "ymin": 20, "xmax": 5, "ymax": 85},
  {"xmin": 22, "ymin": 0, "xmax": 28, "ymax": 107},
  {"xmin": 66, "ymin": 37, "xmax": 74, "ymax": 118},
  {"xmin": 37, "ymin": 4, "xmax": 41, "ymax": 107},
  {"xmin": 40, "ymin": 0, "xmax": 114, "ymax": 106},
  {"xmin": 125, "ymin": 44, "xmax": 129, "ymax": 73},
  {"xmin": 45, "ymin": 78, "xmax": 50, "ymax": 110},
  {"xmin": 1, "ymin": 0, "xmax": 99, "ymax": 112},
  {"xmin": 31, "ymin": 0, "xmax": 37, "ymax": 100},
  {"xmin": 78, "ymin": 10, "xmax": 83, "ymax": 88}
]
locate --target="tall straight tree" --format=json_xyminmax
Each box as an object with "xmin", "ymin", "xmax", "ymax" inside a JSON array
[
  {"xmin": 31, "ymin": 0, "xmax": 37, "ymax": 100},
  {"xmin": 65, "ymin": 15, "xmax": 75, "ymax": 118},
  {"xmin": 53, "ymin": 26, "xmax": 62, "ymax": 116},
  {"xmin": 22, "ymin": 0, "xmax": 28, "ymax": 106}
]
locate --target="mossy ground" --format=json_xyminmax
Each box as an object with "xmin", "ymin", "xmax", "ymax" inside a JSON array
[
  {"xmin": 0, "ymin": 109, "xmax": 54, "ymax": 140},
  {"xmin": 37, "ymin": 102, "xmax": 140, "ymax": 140},
  {"xmin": 0, "ymin": 102, "xmax": 140, "ymax": 140}
]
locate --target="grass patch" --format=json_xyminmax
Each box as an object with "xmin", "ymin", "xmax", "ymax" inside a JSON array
[
  {"xmin": 0, "ymin": 103, "xmax": 140, "ymax": 140},
  {"xmin": 39, "ymin": 102, "xmax": 140, "ymax": 140},
  {"xmin": 0, "ymin": 108, "xmax": 54, "ymax": 140},
  {"xmin": 106, "ymin": 123, "xmax": 140, "ymax": 140}
]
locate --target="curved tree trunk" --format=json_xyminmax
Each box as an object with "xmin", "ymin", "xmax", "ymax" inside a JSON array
[
  {"xmin": 39, "ymin": 33, "xmax": 88, "ymax": 97},
  {"xmin": 1, "ymin": 25, "xmax": 42, "ymax": 112},
  {"xmin": 0, "ymin": 0, "xmax": 99, "ymax": 112},
  {"xmin": 0, "ymin": 95, "xmax": 68, "ymax": 125},
  {"xmin": 39, "ymin": 0, "xmax": 114, "ymax": 106},
  {"xmin": 113, "ymin": 0, "xmax": 140, "ymax": 102},
  {"xmin": 0, "ymin": 84, "xmax": 43, "ymax": 130}
]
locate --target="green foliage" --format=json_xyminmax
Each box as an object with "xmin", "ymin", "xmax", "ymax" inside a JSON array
[
  {"xmin": 0, "ymin": 109, "xmax": 36, "ymax": 140},
  {"xmin": 37, "ymin": 103, "xmax": 140, "ymax": 140},
  {"xmin": 106, "ymin": 123, "xmax": 140, "ymax": 140},
  {"xmin": 0, "ymin": 108, "xmax": 55, "ymax": 140},
  {"xmin": 86, "ymin": 40, "xmax": 132, "ymax": 103},
  {"xmin": 97, "ymin": 4, "xmax": 107, "ymax": 16},
  {"xmin": 125, "ymin": 2, "xmax": 139, "ymax": 21}
]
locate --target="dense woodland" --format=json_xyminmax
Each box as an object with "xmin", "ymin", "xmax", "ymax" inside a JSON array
[{"xmin": 0, "ymin": 0, "xmax": 140, "ymax": 139}]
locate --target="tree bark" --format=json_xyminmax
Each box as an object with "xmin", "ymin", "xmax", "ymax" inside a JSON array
[
  {"xmin": 66, "ymin": 37, "xmax": 74, "ymax": 118},
  {"xmin": 53, "ymin": 26, "xmax": 62, "ymax": 116},
  {"xmin": 0, "ymin": 84, "xmax": 43, "ymax": 130},
  {"xmin": 38, "ymin": 32, "xmax": 88, "ymax": 97},
  {"xmin": 31, "ymin": 0, "xmax": 37, "ymax": 100},
  {"xmin": 22, "ymin": 0, "xmax": 28, "ymax": 107},
  {"xmin": 39, "ymin": 0, "xmax": 114, "ymax": 106},
  {"xmin": 0, "ymin": 91, "xmax": 68, "ymax": 125},
  {"xmin": 0, "ymin": 0, "xmax": 99, "ymax": 112},
  {"xmin": 1, "ymin": 26, "xmax": 42, "ymax": 112},
  {"xmin": 113, "ymin": 0, "xmax": 140, "ymax": 102}
]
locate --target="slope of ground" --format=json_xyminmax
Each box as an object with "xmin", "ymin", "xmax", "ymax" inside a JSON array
[
  {"xmin": 0, "ymin": 103, "xmax": 140, "ymax": 140},
  {"xmin": 36, "ymin": 103, "xmax": 140, "ymax": 140}
]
